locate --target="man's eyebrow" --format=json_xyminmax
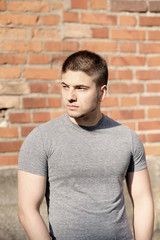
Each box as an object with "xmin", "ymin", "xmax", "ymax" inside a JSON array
[{"xmin": 61, "ymin": 82, "xmax": 89, "ymax": 88}]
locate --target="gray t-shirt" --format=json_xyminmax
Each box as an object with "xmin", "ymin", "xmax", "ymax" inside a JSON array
[{"xmin": 18, "ymin": 114, "xmax": 146, "ymax": 240}]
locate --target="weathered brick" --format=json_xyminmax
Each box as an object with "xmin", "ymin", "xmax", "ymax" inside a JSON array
[
  {"xmin": 149, "ymin": 1, "xmax": 160, "ymax": 12},
  {"xmin": 50, "ymin": 83, "xmax": 61, "ymax": 94},
  {"xmin": 0, "ymin": 141, "xmax": 22, "ymax": 153},
  {"xmin": 0, "ymin": 28, "xmax": 26, "ymax": 39},
  {"xmin": 81, "ymin": 13, "xmax": 117, "ymax": 25},
  {"xmin": 118, "ymin": 70, "xmax": 133, "ymax": 80},
  {"xmin": 2, "ymin": 41, "xmax": 42, "ymax": 52},
  {"xmin": 140, "ymin": 96, "xmax": 160, "ymax": 106},
  {"xmin": 0, "ymin": 82, "xmax": 29, "ymax": 95},
  {"xmin": 147, "ymin": 134, "xmax": 160, "ymax": 143},
  {"xmin": 111, "ymin": 56, "xmax": 145, "ymax": 66},
  {"xmin": 111, "ymin": 0, "xmax": 147, "ymax": 12},
  {"xmin": 24, "ymin": 68, "xmax": 59, "ymax": 80},
  {"xmin": 31, "ymin": 29, "xmax": 60, "ymax": 40},
  {"xmin": 140, "ymin": 16, "xmax": 160, "ymax": 26},
  {"xmin": 92, "ymin": 28, "xmax": 109, "ymax": 38},
  {"xmin": 52, "ymin": 3, "xmax": 64, "ymax": 10},
  {"xmin": 0, "ymin": 67, "xmax": 21, "ymax": 79},
  {"xmin": 147, "ymin": 56, "xmax": 160, "ymax": 66},
  {"xmin": 101, "ymin": 97, "xmax": 119, "ymax": 107},
  {"xmin": 110, "ymin": 109, "xmax": 145, "ymax": 120},
  {"xmin": 21, "ymin": 126, "xmax": 35, "ymax": 137},
  {"xmin": 148, "ymin": 31, "xmax": 160, "ymax": 40},
  {"xmin": 0, "ymin": 155, "xmax": 18, "ymax": 166},
  {"xmin": 136, "ymin": 70, "xmax": 160, "ymax": 80},
  {"xmin": 44, "ymin": 42, "xmax": 60, "ymax": 52},
  {"xmin": 140, "ymin": 43, "xmax": 160, "ymax": 53},
  {"xmin": 8, "ymin": 1, "xmax": 50, "ymax": 12},
  {"xmin": 109, "ymin": 83, "xmax": 144, "ymax": 94},
  {"xmin": 61, "ymin": 41, "xmax": 79, "ymax": 52},
  {"xmin": 119, "ymin": 16, "xmax": 137, "ymax": 26},
  {"xmin": 0, "ymin": 96, "xmax": 19, "ymax": 108},
  {"xmin": 23, "ymin": 97, "xmax": 47, "ymax": 108},
  {"xmin": 42, "ymin": 15, "xmax": 60, "ymax": 25},
  {"xmin": 0, "ymin": 127, "xmax": 18, "ymax": 138},
  {"xmin": 81, "ymin": 41, "xmax": 117, "ymax": 52},
  {"xmin": 64, "ymin": 24, "xmax": 91, "ymax": 38},
  {"xmin": 148, "ymin": 109, "xmax": 160, "ymax": 118},
  {"xmin": 147, "ymin": 83, "xmax": 160, "ymax": 92},
  {"xmin": 0, "ymin": 54, "xmax": 26, "ymax": 65},
  {"xmin": 121, "ymin": 97, "xmax": 137, "ymax": 107},
  {"xmin": 29, "ymin": 54, "xmax": 50, "ymax": 64},
  {"xmin": 145, "ymin": 145, "xmax": 160, "ymax": 156},
  {"xmin": 63, "ymin": 11, "xmax": 79, "ymax": 22},
  {"xmin": 30, "ymin": 83, "xmax": 48, "ymax": 93},
  {"xmin": 119, "ymin": 43, "xmax": 136, "ymax": 53},
  {"xmin": 0, "ymin": 0, "xmax": 6, "ymax": 11},
  {"xmin": 9, "ymin": 112, "xmax": 31, "ymax": 123},
  {"xmin": 0, "ymin": 14, "xmax": 39, "ymax": 26},
  {"xmin": 111, "ymin": 29, "xmax": 145, "ymax": 40},
  {"xmin": 89, "ymin": 0, "xmax": 107, "ymax": 9},
  {"xmin": 71, "ymin": 0, "xmax": 88, "ymax": 9},
  {"xmin": 33, "ymin": 112, "xmax": 51, "ymax": 123},
  {"xmin": 48, "ymin": 98, "xmax": 61, "ymax": 108}
]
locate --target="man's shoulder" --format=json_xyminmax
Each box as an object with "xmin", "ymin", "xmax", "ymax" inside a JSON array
[{"xmin": 39, "ymin": 113, "xmax": 67, "ymax": 130}]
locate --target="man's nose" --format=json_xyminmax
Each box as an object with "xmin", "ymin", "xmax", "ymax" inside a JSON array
[{"xmin": 67, "ymin": 88, "xmax": 76, "ymax": 101}]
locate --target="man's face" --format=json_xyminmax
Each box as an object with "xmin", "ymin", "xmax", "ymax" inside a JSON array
[{"xmin": 61, "ymin": 70, "xmax": 102, "ymax": 124}]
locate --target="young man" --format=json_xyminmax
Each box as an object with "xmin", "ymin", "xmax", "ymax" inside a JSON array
[{"xmin": 18, "ymin": 51, "xmax": 154, "ymax": 240}]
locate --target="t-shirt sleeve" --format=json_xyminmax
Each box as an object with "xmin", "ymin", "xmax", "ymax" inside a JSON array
[
  {"xmin": 127, "ymin": 130, "xmax": 147, "ymax": 172},
  {"xmin": 18, "ymin": 126, "xmax": 48, "ymax": 176}
]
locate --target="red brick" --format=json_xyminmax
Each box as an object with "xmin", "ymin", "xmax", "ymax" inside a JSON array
[
  {"xmin": 118, "ymin": 121, "xmax": 136, "ymax": 131},
  {"xmin": 31, "ymin": 29, "xmax": 60, "ymax": 40},
  {"xmin": 109, "ymin": 83, "xmax": 144, "ymax": 94},
  {"xmin": 8, "ymin": 1, "xmax": 50, "ymax": 12},
  {"xmin": 145, "ymin": 145, "xmax": 160, "ymax": 156},
  {"xmin": 138, "ymin": 134, "xmax": 146, "ymax": 144},
  {"xmin": 148, "ymin": 31, "xmax": 160, "ymax": 40},
  {"xmin": 63, "ymin": 11, "xmax": 79, "ymax": 22},
  {"xmin": 139, "ymin": 43, "xmax": 160, "ymax": 53},
  {"xmin": 138, "ymin": 121, "xmax": 160, "ymax": 130},
  {"xmin": 119, "ymin": 43, "xmax": 136, "ymax": 53},
  {"xmin": 0, "ymin": 67, "xmax": 21, "ymax": 79},
  {"xmin": 2, "ymin": 41, "xmax": 42, "ymax": 52},
  {"xmin": 33, "ymin": 112, "xmax": 50, "ymax": 123},
  {"xmin": 148, "ymin": 109, "xmax": 160, "ymax": 118},
  {"xmin": 21, "ymin": 126, "xmax": 35, "ymax": 137},
  {"xmin": 111, "ymin": 0, "xmax": 147, "ymax": 12},
  {"xmin": 44, "ymin": 42, "xmax": 60, "ymax": 52},
  {"xmin": 48, "ymin": 98, "xmax": 61, "ymax": 108},
  {"xmin": 118, "ymin": 70, "xmax": 133, "ymax": 80},
  {"xmin": 0, "ymin": 141, "xmax": 22, "ymax": 153},
  {"xmin": 29, "ymin": 54, "xmax": 50, "ymax": 64},
  {"xmin": 30, "ymin": 83, "xmax": 48, "ymax": 93},
  {"xmin": 0, "ymin": 14, "xmax": 39, "ymax": 26},
  {"xmin": 51, "ymin": 111, "xmax": 66, "ymax": 119},
  {"xmin": 149, "ymin": 1, "xmax": 160, "ymax": 12},
  {"xmin": 0, "ymin": 155, "xmax": 18, "ymax": 166},
  {"xmin": 61, "ymin": 41, "xmax": 79, "ymax": 52},
  {"xmin": 23, "ymin": 98, "xmax": 47, "ymax": 108},
  {"xmin": 92, "ymin": 28, "xmax": 109, "ymax": 38},
  {"xmin": 136, "ymin": 70, "xmax": 160, "ymax": 80},
  {"xmin": 101, "ymin": 97, "xmax": 119, "ymax": 107},
  {"xmin": 81, "ymin": 13, "xmax": 117, "ymax": 25},
  {"xmin": 71, "ymin": 0, "xmax": 88, "ymax": 9},
  {"xmin": 51, "ymin": 55, "xmax": 67, "ymax": 66},
  {"xmin": 147, "ymin": 57, "xmax": 160, "ymax": 66},
  {"xmin": 0, "ymin": 0, "xmax": 6, "ymax": 11},
  {"xmin": 9, "ymin": 112, "xmax": 31, "ymax": 123},
  {"xmin": 24, "ymin": 68, "xmax": 59, "ymax": 80},
  {"xmin": 81, "ymin": 41, "xmax": 117, "ymax": 52},
  {"xmin": 42, "ymin": 15, "xmax": 60, "ymax": 25},
  {"xmin": 111, "ymin": 29, "xmax": 145, "ymax": 40},
  {"xmin": 147, "ymin": 83, "xmax": 160, "ymax": 93},
  {"xmin": 50, "ymin": 83, "xmax": 61, "ymax": 94},
  {"xmin": 147, "ymin": 134, "xmax": 160, "ymax": 143},
  {"xmin": 140, "ymin": 96, "xmax": 160, "ymax": 106},
  {"xmin": 111, "ymin": 56, "xmax": 145, "ymax": 66},
  {"xmin": 140, "ymin": 16, "xmax": 160, "ymax": 26},
  {"xmin": 0, "ymin": 28, "xmax": 26, "ymax": 39},
  {"xmin": 110, "ymin": 109, "xmax": 145, "ymax": 120},
  {"xmin": 119, "ymin": 16, "xmax": 137, "ymax": 26},
  {"xmin": 89, "ymin": 0, "xmax": 107, "ymax": 9},
  {"xmin": 108, "ymin": 69, "xmax": 116, "ymax": 80},
  {"xmin": 121, "ymin": 97, "xmax": 137, "ymax": 107},
  {"xmin": 0, "ymin": 54, "xmax": 26, "ymax": 65},
  {"xmin": 0, "ymin": 127, "xmax": 18, "ymax": 138}
]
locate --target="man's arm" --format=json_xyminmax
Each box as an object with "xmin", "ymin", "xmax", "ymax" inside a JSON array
[
  {"xmin": 126, "ymin": 168, "xmax": 154, "ymax": 240},
  {"xmin": 18, "ymin": 170, "xmax": 51, "ymax": 240}
]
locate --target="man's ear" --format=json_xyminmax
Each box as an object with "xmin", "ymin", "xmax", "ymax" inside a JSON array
[{"xmin": 99, "ymin": 85, "xmax": 107, "ymax": 101}]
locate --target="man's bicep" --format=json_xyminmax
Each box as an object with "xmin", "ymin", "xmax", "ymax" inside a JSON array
[{"xmin": 18, "ymin": 170, "xmax": 47, "ymax": 210}]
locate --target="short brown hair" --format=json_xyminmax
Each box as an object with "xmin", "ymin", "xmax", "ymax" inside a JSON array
[{"xmin": 62, "ymin": 50, "xmax": 108, "ymax": 87}]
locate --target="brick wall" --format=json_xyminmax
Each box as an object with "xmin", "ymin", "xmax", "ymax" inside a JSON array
[{"xmin": 0, "ymin": 0, "xmax": 160, "ymax": 166}]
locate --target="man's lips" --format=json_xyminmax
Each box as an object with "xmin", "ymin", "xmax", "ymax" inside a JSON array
[{"xmin": 67, "ymin": 104, "xmax": 79, "ymax": 110}]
